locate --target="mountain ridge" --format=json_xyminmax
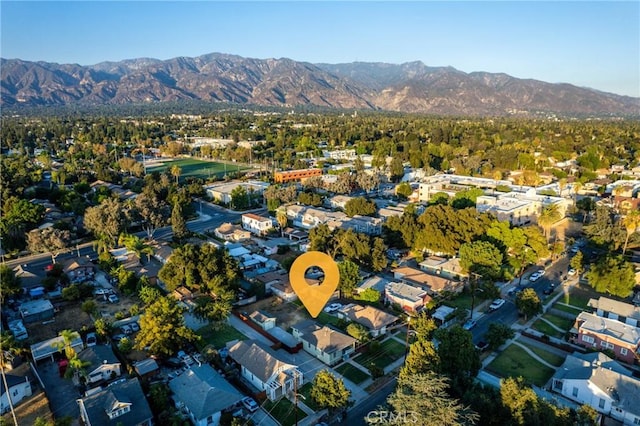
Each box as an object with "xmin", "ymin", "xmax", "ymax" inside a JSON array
[{"xmin": 2, "ymin": 53, "xmax": 638, "ymax": 116}]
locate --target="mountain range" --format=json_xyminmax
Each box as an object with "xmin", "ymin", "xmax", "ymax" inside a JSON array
[{"xmin": 1, "ymin": 52, "xmax": 638, "ymax": 116}]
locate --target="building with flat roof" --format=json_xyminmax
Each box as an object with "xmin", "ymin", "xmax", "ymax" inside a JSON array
[
  {"xmin": 274, "ymin": 168, "xmax": 322, "ymax": 183},
  {"xmin": 204, "ymin": 180, "xmax": 269, "ymax": 205},
  {"xmin": 19, "ymin": 299, "xmax": 54, "ymax": 323},
  {"xmin": 385, "ymin": 281, "xmax": 431, "ymax": 313}
]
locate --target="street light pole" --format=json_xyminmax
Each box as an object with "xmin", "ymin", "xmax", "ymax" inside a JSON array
[{"xmin": 469, "ymin": 272, "xmax": 482, "ymax": 320}]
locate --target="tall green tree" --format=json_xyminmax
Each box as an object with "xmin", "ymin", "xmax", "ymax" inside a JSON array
[
  {"xmin": 459, "ymin": 240, "xmax": 503, "ymax": 279},
  {"xmin": 84, "ymin": 198, "xmax": 129, "ymax": 248},
  {"xmin": 586, "ymin": 254, "xmax": 635, "ymax": 297},
  {"xmin": 135, "ymin": 296, "xmax": 198, "ymax": 357},
  {"xmin": 386, "ymin": 371, "xmax": 478, "ymax": 426},
  {"xmin": 485, "ymin": 323, "xmax": 514, "ymax": 350},
  {"xmin": 346, "ymin": 323, "xmax": 370, "ymax": 343},
  {"xmin": 337, "ymin": 259, "xmax": 360, "ymax": 298},
  {"xmin": 171, "ymin": 201, "xmax": 188, "ymax": 241},
  {"xmin": 570, "ymin": 250, "xmax": 584, "ymax": 273},
  {"xmin": 0, "ymin": 265, "xmax": 21, "ymax": 304},
  {"xmin": 344, "ymin": 196, "xmax": 376, "ymax": 217},
  {"xmin": 515, "ymin": 288, "xmax": 542, "ymax": 321},
  {"xmin": 133, "ymin": 193, "xmax": 170, "ymax": 240},
  {"xmin": 621, "ymin": 210, "xmax": 640, "ymax": 254},
  {"xmin": 537, "ymin": 204, "xmax": 562, "ymax": 242},
  {"xmin": 435, "ymin": 326, "xmax": 481, "ymax": 393},
  {"xmin": 310, "ymin": 370, "xmax": 351, "ymax": 412}
]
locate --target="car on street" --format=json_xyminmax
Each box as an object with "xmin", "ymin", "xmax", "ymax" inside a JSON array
[
  {"xmin": 241, "ymin": 397, "xmax": 259, "ymax": 412},
  {"xmin": 568, "ymin": 268, "xmax": 577, "ymax": 276},
  {"xmin": 543, "ymin": 286, "xmax": 554, "ymax": 295},
  {"xmin": 130, "ymin": 322, "xmax": 140, "ymax": 332},
  {"xmin": 529, "ymin": 271, "xmax": 542, "ymax": 282},
  {"xmin": 462, "ymin": 319, "xmax": 477, "ymax": 330},
  {"xmin": 121, "ymin": 325, "xmax": 133, "ymax": 335},
  {"xmin": 108, "ymin": 294, "xmax": 119, "ymax": 304},
  {"xmin": 488, "ymin": 299, "xmax": 506, "ymax": 312},
  {"xmin": 86, "ymin": 332, "xmax": 97, "ymax": 347},
  {"xmin": 324, "ymin": 303, "xmax": 342, "ymax": 313}
]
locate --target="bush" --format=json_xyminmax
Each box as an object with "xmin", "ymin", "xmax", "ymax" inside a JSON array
[
  {"xmin": 62, "ymin": 285, "xmax": 81, "ymax": 301},
  {"xmin": 369, "ymin": 363, "xmax": 384, "ymax": 378}
]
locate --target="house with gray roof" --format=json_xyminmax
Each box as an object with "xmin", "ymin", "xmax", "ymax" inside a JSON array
[
  {"xmin": 588, "ymin": 296, "xmax": 640, "ymax": 328},
  {"xmin": 571, "ymin": 311, "xmax": 640, "ymax": 364},
  {"xmin": 169, "ymin": 364, "xmax": 243, "ymax": 426},
  {"xmin": 291, "ymin": 320, "xmax": 357, "ymax": 366},
  {"xmin": 76, "ymin": 377, "xmax": 152, "ymax": 426},
  {"xmin": 227, "ymin": 340, "xmax": 302, "ymax": 401},
  {"xmin": 77, "ymin": 345, "xmax": 121, "ymax": 386},
  {"xmin": 384, "ymin": 281, "xmax": 431, "ymax": 313},
  {"xmin": 551, "ymin": 352, "xmax": 640, "ymax": 425}
]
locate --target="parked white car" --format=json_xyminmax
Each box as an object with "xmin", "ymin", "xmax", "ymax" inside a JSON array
[
  {"xmin": 488, "ymin": 299, "xmax": 506, "ymax": 312},
  {"xmin": 323, "ymin": 303, "xmax": 342, "ymax": 313}
]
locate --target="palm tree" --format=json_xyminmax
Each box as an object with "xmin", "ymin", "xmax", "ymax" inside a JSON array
[
  {"xmin": 572, "ymin": 181, "xmax": 583, "ymax": 209},
  {"xmin": 65, "ymin": 355, "xmax": 91, "ymax": 385},
  {"xmin": 118, "ymin": 233, "xmax": 153, "ymax": 262},
  {"xmin": 558, "ymin": 178, "xmax": 567, "ymax": 197},
  {"xmin": 52, "ymin": 329, "xmax": 81, "ymax": 360},
  {"xmin": 170, "ymin": 165, "xmax": 182, "ymax": 184},
  {"xmin": 538, "ymin": 204, "xmax": 562, "ymax": 243},
  {"xmin": 276, "ymin": 209, "xmax": 288, "ymax": 237},
  {"xmin": 622, "ymin": 210, "xmax": 640, "ymax": 255}
]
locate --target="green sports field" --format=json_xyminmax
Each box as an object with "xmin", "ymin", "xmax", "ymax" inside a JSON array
[{"xmin": 146, "ymin": 158, "xmax": 249, "ymax": 181}]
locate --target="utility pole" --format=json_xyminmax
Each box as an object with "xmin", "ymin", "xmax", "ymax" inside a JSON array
[
  {"xmin": 469, "ymin": 272, "xmax": 482, "ymax": 320},
  {"xmin": 294, "ymin": 370, "xmax": 299, "ymax": 426}
]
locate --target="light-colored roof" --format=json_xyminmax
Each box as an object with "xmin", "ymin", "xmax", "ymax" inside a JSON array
[
  {"xmin": 392, "ymin": 266, "xmax": 452, "ymax": 292},
  {"xmin": 242, "ymin": 213, "xmax": 271, "ymax": 222},
  {"xmin": 339, "ymin": 304, "xmax": 398, "ymax": 330},
  {"xmin": 133, "ymin": 358, "xmax": 159, "ymax": 376},
  {"xmin": 358, "ymin": 275, "xmax": 389, "ymax": 293},
  {"xmin": 227, "ymin": 340, "xmax": 296, "ymax": 383},
  {"xmin": 169, "ymin": 364, "xmax": 243, "ymax": 420},
  {"xmin": 576, "ymin": 311, "xmax": 640, "ymax": 346},
  {"xmin": 553, "ymin": 352, "xmax": 640, "ymax": 417},
  {"xmin": 385, "ymin": 281, "xmax": 428, "ymax": 303},
  {"xmin": 249, "ymin": 310, "xmax": 275, "ymax": 324},
  {"xmin": 78, "ymin": 345, "xmax": 120, "ymax": 370},
  {"xmin": 292, "ymin": 320, "xmax": 356, "ymax": 354},
  {"xmin": 588, "ymin": 297, "xmax": 640, "ymax": 322},
  {"xmin": 31, "ymin": 332, "xmax": 83, "ymax": 361}
]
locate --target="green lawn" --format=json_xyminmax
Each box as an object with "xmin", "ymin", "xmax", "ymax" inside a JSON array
[
  {"xmin": 334, "ymin": 362, "xmax": 371, "ymax": 385},
  {"xmin": 531, "ymin": 320, "xmax": 565, "ymax": 339},
  {"xmin": 443, "ymin": 292, "xmax": 488, "ymax": 311},
  {"xmin": 487, "ymin": 344, "xmax": 556, "ymax": 387},
  {"xmin": 263, "ymin": 397, "xmax": 307, "ymax": 426},
  {"xmin": 542, "ymin": 313, "xmax": 574, "ymax": 331},
  {"xmin": 146, "ymin": 158, "xmax": 249, "ymax": 181},
  {"xmin": 519, "ymin": 343, "xmax": 566, "ymax": 367},
  {"xmin": 562, "ymin": 287, "xmax": 593, "ymax": 309},
  {"xmin": 196, "ymin": 324, "xmax": 246, "ymax": 349},
  {"xmin": 298, "ymin": 383, "xmax": 322, "ymax": 411},
  {"xmin": 315, "ymin": 311, "xmax": 343, "ymax": 328},
  {"xmin": 552, "ymin": 303, "xmax": 583, "ymax": 315},
  {"xmin": 353, "ymin": 338, "xmax": 406, "ymax": 370}
]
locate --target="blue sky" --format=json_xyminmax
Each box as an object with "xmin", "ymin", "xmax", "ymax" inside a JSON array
[{"xmin": 2, "ymin": 1, "xmax": 639, "ymax": 97}]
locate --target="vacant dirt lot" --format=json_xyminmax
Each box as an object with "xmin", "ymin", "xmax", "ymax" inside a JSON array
[
  {"xmin": 243, "ymin": 296, "xmax": 309, "ymax": 329},
  {"xmin": 25, "ymin": 302, "xmax": 94, "ymax": 343}
]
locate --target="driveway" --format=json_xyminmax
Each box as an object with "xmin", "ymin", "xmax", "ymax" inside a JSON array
[{"xmin": 34, "ymin": 360, "xmax": 81, "ymax": 421}]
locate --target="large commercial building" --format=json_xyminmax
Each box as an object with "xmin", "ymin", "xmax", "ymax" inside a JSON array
[{"xmin": 274, "ymin": 168, "xmax": 322, "ymax": 183}]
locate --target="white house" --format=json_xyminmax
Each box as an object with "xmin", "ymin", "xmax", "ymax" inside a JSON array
[
  {"xmin": 77, "ymin": 346, "xmax": 122, "ymax": 386},
  {"xmin": 0, "ymin": 374, "xmax": 31, "ymax": 415},
  {"xmin": 552, "ymin": 352, "xmax": 640, "ymax": 425},
  {"xmin": 241, "ymin": 213, "xmax": 273, "ymax": 236},
  {"xmin": 169, "ymin": 364, "xmax": 243, "ymax": 426},
  {"xmin": 227, "ymin": 340, "xmax": 302, "ymax": 401}
]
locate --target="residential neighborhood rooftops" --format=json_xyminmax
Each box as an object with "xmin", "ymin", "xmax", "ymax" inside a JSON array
[
  {"xmin": 588, "ymin": 297, "xmax": 640, "ymax": 322},
  {"xmin": 77, "ymin": 377, "xmax": 152, "ymax": 426},
  {"xmin": 575, "ymin": 311, "xmax": 640, "ymax": 346},
  {"xmin": 78, "ymin": 345, "xmax": 119, "ymax": 368},
  {"xmin": 292, "ymin": 320, "xmax": 357, "ymax": 354},
  {"xmin": 227, "ymin": 340, "xmax": 296, "ymax": 384},
  {"xmin": 338, "ymin": 303, "xmax": 398, "ymax": 331},
  {"xmin": 169, "ymin": 364, "xmax": 243, "ymax": 421},
  {"xmin": 385, "ymin": 281, "xmax": 429, "ymax": 304}
]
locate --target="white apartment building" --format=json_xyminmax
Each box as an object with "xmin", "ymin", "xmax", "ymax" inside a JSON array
[{"xmin": 241, "ymin": 213, "xmax": 273, "ymax": 236}]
